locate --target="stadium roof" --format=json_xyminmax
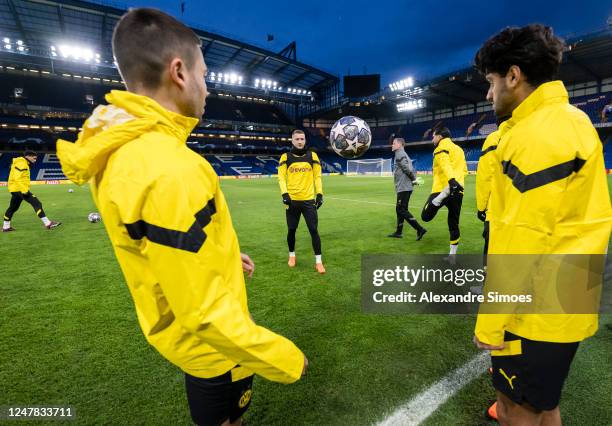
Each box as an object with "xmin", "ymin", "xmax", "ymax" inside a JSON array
[
  {"xmin": 404, "ymin": 28, "xmax": 612, "ymax": 111},
  {"xmin": 0, "ymin": 0, "xmax": 338, "ymax": 92},
  {"xmin": 306, "ymin": 27, "xmax": 612, "ymax": 120}
]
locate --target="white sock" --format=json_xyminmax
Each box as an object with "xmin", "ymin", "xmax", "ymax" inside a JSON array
[
  {"xmin": 432, "ymin": 186, "xmax": 450, "ymax": 207},
  {"xmin": 315, "ymin": 255, "xmax": 322, "ymax": 264},
  {"xmin": 3, "ymin": 220, "xmax": 10, "ymax": 229},
  {"xmin": 41, "ymin": 217, "xmax": 51, "ymax": 226},
  {"xmin": 449, "ymin": 244, "xmax": 458, "ymax": 255},
  {"xmin": 289, "ymin": 252, "xmax": 296, "ymax": 257}
]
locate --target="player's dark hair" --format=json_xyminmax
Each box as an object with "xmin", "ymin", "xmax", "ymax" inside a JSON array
[
  {"xmin": 112, "ymin": 8, "xmax": 202, "ymax": 90},
  {"xmin": 433, "ymin": 127, "xmax": 451, "ymax": 139},
  {"xmin": 292, "ymin": 129, "xmax": 305, "ymax": 136},
  {"xmin": 24, "ymin": 150, "xmax": 37, "ymax": 157},
  {"xmin": 474, "ymin": 24, "xmax": 564, "ymax": 87}
]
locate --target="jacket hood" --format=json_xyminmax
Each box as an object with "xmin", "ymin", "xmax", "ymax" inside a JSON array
[{"xmin": 56, "ymin": 90, "xmax": 199, "ymax": 185}]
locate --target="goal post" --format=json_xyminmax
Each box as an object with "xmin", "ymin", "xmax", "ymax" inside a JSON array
[{"xmin": 346, "ymin": 158, "xmax": 392, "ymax": 176}]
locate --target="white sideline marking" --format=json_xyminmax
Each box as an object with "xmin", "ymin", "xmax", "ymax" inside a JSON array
[
  {"xmin": 326, "ymin": 196, "xmax": 394, "ymax": 206},
  {"xmin": 376, "ymin": 352, "xmax": 490, "ymax": 426}
]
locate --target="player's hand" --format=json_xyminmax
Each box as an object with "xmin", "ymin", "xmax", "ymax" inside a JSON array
[
  {"xmin": 473, "ymin": 335, "xmax": 505, "ymax": 351},
  {"xmin": 302, "ymin": 355, "xmax": 309, "ymax": 377},
  {"xmin": 282, "ymin": 193, "xmax": 292, "ymax": 206},
  {"xmin": 241, "ymin": 253, "xmax": 255, "ymax": 278},
  {"xmin": 315, "ymin": 193, "xmax": 323, "ymax": 209},
  {"xmin": 448, "ymin": 178, "xmax": 463, "ymax": 195},
  {"xmin": 477, "ymin": 210, "xmax": 487, "ymax": 222}
]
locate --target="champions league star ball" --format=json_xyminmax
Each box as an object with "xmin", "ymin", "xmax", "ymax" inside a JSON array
[
  {"xmin": 329, "ymin": 116, "xmax": 372, "ymax": 159},
  {"xmin": 87, "ymin": 212, "xmax": 101, "ymax": 223}
]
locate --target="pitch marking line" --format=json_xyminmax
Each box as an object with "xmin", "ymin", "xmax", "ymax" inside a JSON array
[
  {"xmin": 376, "ymin": 352, "xmax": 490, "ymax": 426},
  {"xmin": 325, "ymin": 196, "xmax": 395, "ymax": 206}
]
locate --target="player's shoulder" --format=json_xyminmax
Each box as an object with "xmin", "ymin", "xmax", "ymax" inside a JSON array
[
  {"xmin": 279, "ymin": 152, "xmax": 288, "ymax": 161},
  {"xmin": 310, "ymin": 150, "xmax": 320, "ymax": 161},
  {"xmin": 108, "ymin": 134, "xmax": 214, "ymax": 190},
  {"xmin": 435, "ymin": 138, "xmax": 452, "ymax": 152},
  {"xmin": 482, "ymin": 130, "xmax": 501, "ymax": 150}
]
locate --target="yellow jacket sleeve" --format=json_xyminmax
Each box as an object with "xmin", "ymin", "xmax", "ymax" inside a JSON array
[
  {"xmin": 10, "ymin": 158, "xmax": 31, "ymax": 193},
  {"xmin": 278, "ymin": 153, "xmax": 288, "ymax": 194},
  {"xmin": 312, "ymin": 152, "xmax": 323, "ymax": 195},
  {"xmin": 434, "ymin": 139, "xmax": 456, "ymax": 182},
  {"xmin": 475, "ymin": 133, "xmax": 498, "ymax": 212},
  {"xmin": 111, "ymin": 171, "xmax": 305, "ymax": 383}
]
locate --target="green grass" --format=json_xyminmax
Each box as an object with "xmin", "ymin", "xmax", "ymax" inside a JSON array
[{"xmin": 0, "ymin": 175, "xmax": 610, "ymax": 425}]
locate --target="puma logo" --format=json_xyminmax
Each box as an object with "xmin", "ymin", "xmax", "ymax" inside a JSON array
[{"xmin": 499, "ymin": 368, "xmax": 517, "ymax": 390}]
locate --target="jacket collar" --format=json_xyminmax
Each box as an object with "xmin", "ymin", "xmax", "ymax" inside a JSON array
[
  {"xmin": 508, "ymin": 80, "xmax": 568, "ymax": 126},
  {"xmin": 105, "ymin": 90, "xmax": 199, "ymax": 142}
]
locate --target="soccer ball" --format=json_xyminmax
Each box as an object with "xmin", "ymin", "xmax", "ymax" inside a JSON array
[
  {"xmin": 68, "ymin": 188, "xmax": 74, "ymax": 193},
  {"xmin": 87, "ymin": 212, "xmax": 101, "ymax": 223},
  {"xmin": 329, "ymin": 116, "xmax": 372, "ymax": 159}
]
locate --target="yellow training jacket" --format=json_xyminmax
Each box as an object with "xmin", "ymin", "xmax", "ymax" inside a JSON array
[
  {"xmin": 278, "ymin": 151, "xmax": 323, "ymax": 200},
  {"xmin": 7, "ymin": 157, "xmax": 31, "ymax": 193},
  {"xmin": 56, "ymin": 90, "xmax": 304, "ymax": 383},
  {"xmin": 432, "ymin": 137, "xmax": 467, "ymax": 193},
  {"xmin": 475, "ymin": 81, "xmax": 612, "ymax": 346},
  {"xmin": 475, "ymin": 130, "xmax": 501, "ymax": 219}
]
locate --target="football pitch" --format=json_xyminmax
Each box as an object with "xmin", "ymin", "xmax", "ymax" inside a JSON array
[{"xmin": 1, "ymin": 175, "xmax": 611, "ymax": 425}]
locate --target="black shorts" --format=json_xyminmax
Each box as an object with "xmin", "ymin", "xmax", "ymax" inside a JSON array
[
  {"xmin": 491, "ymin": 331, "xmax": 579, "ymax": 411},
  {"xmin": 185, "ymin": 368, "xmax": 254, "ymax": 426},
  {"xmin": 286, "ymin": 199, "xmax": 318, "ymax": 231}
]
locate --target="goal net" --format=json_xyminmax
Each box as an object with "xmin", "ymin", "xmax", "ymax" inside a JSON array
[
  {"xmin": 346, "ymin": 158, "xmax": 392, "ymax": 176},
  {"xmin": 467, "ymin": 160, "xmax": 479, "ymax": 174}
]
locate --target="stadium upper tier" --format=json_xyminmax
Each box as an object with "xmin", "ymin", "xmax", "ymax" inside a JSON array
[
  {"xmin": 0, "ymin": 66, "xmax": 296, "ymax": 124},
  {"xmin": 0, "ymin": 0, "xmax": 340, "ymax": 114}
]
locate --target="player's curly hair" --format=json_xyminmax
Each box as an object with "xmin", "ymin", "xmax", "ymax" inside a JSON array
[{"xmin": 474, "ymin": 24, "xmax": 564, "ymax": 87}]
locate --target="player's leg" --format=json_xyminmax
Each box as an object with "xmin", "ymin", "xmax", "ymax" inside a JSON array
[
  {"xmin": 388, "ymin": 192, "xmax": 406, "ymax": 238},
  {"xmin": 285, "ymin": 202, "xmax": 301, "ymax": 267},
  {"xmin": 421, "ymin": 192, "xmax": 444, "ymax": 222},
  {"xmin": 400, "ymin": 191, "xmax": 427, "ymax": 240},
  {"xmin": 184, "ymin": 369, "xmax": 254, "ymax": 426},
  {"xmin": 490, "ymin": 332, "xmax": 578, "ymax": 426},
  {"xmin": 22, "ymin": 191, "xmax": 61, "ymax": 229},
  {"xmin": 302, "ymin": 200, "xmax": 324, "ymax": 274},
  {"xmin": 3, "ymin": 192, "xmax": 24, "ymax": 231},
  {"xmin": 446, "ymin": 193, "xmax": 463, "ymax": 255}
]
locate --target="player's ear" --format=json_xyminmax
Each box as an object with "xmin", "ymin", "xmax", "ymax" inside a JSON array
[
  {"xmin": 506, "ymin": 65, "xmax": 521, "ymax": 89},
  {"xmin": 168, "ymin": 57, "xmax": 187, "ymax": 90}
]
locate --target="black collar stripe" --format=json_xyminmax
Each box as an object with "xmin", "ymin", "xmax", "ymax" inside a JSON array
[
  {"xmin": 481, "ymin": 145, "xmax": 497, "ymax": 155},
  {"xmin": 501, "ymin": 158, "xmax": 586, "ymax": 193},
  {"xmin": 433, "ymin": 150, "xmax": 449, "ymax": 156},
  {"xmin": 125, "ymin": 198, "xmax": 217, "ymax": 253}
]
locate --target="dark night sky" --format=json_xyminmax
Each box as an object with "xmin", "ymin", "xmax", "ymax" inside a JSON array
[{"xmin": 126, "ymin": 0, "xmax": 610, "ymax": 85}]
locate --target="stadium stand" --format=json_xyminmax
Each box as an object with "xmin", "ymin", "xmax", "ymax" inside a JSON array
[{"xmin": 0, "ymin": 1, "xmax": 610, "ymax": 180}]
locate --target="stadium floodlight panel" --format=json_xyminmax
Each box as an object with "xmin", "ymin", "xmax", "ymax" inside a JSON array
[
  {"xmin": 2, "ymin": 37, "xmax": 9, "ymax": 43},
  {"xmin": 396, "ymin": 99, "xmax": 426, "ymax": 112},
  {"xmin": 390, "ymin": 76, "xmax": 414, "ymax": 92},
  {"xmin": 57, "ymin": 44, "xmax": 100, "ymax": 63}
]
